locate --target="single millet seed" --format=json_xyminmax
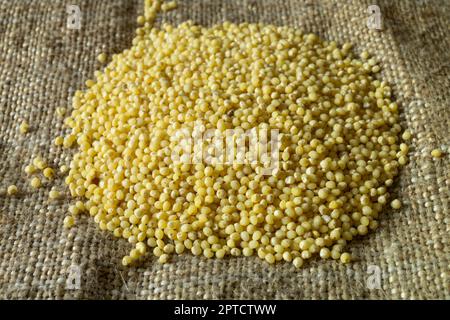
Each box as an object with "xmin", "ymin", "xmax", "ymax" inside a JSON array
[
  {"xmin": 161, "ymin": 1, "xmax": 177, "ymax": 12},
  {"xmin": 30, "ymin": 177, "xmax": 42, "ymax": 189},
  {"xmin": 340, "ymin": 252, "xmax": 352, "ymax": 264},
  {"xmin": 63, "ymin": 216, "xmax": 75, "ymax": 228},
  {"xmin": 402, "ymin": 130, "xmax": 412, "ymax": 141},
  {"xmin": 122, "ymin": 256, "xmax": 132, "ymax": 266},
  {"xmin": 49, "ymin": 188, "xmax": 61, "ymax": 200},
  {"xmin": 97, "ymin": 53, "xmax": 107, "ymax": 63},
  {"xmin": 391, "ymin": 199, "xmax": 402, "ymax": 209},
  {"xmin": 431, "ymin": 149, "xmax": 443, "ymax": 158},
  {"xmin": 293, "ymin": 257, "xmax": 304, "ymax": 269},
  {"xmin": 158, "ymin": 254, "xmax": 169, "ymax": 264},
  {"xmin": 56, "ymin": 107, "xmax": 66, "ymax": 118},
  {"xmin": 24, "ymin": 164, "xmax": 37, "ymax": 175},
  {"xmin": 43, "ymin": 167, "xmax": 55, "ymax": 179},
  {"xmin": 54, "ymin": 136, "xmax": 64, "ymax": 146},
  {"xmin": 19, "ymin": 121, "xmax": 29, "ymax": 134},
  {"xmin": 136, "ymin": 15, "xmax": 146, "ymax": 25},
  {"xmin": 7, "ymin": 185, "xmax": 18, "ymax": 195}
]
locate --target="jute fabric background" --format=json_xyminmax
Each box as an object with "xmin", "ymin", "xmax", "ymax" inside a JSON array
[{"xmin": 0, "ymin": 0, "xmax": 448, "ymax": 299}]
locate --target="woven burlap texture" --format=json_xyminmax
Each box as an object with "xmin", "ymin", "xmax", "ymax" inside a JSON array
[{"xmin": 0, "ymin": 0, "xmax": 448, "ymax": 299}]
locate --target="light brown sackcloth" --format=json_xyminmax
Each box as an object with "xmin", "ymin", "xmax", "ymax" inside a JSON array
[{"xmin": 0, "ymin": 0, "xmax": 448, "ymax": 299}]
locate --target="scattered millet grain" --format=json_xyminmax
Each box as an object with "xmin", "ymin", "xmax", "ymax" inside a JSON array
[
  {"xmin": 97, "ymin": 53, "xmax": 107, "ymax": 64},
  {"xmin": 161, "ymin": 0, "xmax": 177, "ymax": 12},
  {"xmin": 431, "ymin": 149, "xmax": 443, "ymax": 158},
  {"xmin": 63, "ymin": 134, "xmax": 76, "ymax": 148},
  {"xmin": 24, "ymin": 164, "xmax": 37, "ymax": 175},
  {"xmin": 43, "ymin": 167, "xmax": 55, "ymax": 179},
  {"xmin": 30, "ymin": 177, "xmax": 42, "ymax": 189},
  {"xmin": 60, "ymin": 165, "xmax": 69, "ymax": 174},
  {"xmin": 391, "ymin": 199, "xmax": 402, "ymax": 209},
  {"xmin": 401, "ymin": 130, "xmax": 412, "ymax": 141},
  {"xmin": 59, "ymin": 0, "xmax": 410, "ymax": 267},
  {"xmin": 63, "ymin": 215, "xmax": 75, "ymax": 228},
  {"xmin": 49, "ymin": 188, "xmax": 61, "ymax": 200},
  {"xmin": 340, "ymin": 252, "xmax": 352, "ymax": 264},
  {"xmin": 158, "ymin": 253, "xmax": 170, "ymax": 264},
  {"xmin": 19, "ymin": 121, "xmax": 29, "ymax": 134},
  {"xmin": 54, "ymin": 136, "xmax": 64, "ymax": 146},
  {"xmin": 137, "ymin": 15, "xmax": 146, "ymax": 25},
  {"xmin": 56, "ymin": 107, "xmax": 66, "ymax": 118},
  {"xmin": 293, "ymin": 257, "xmax": 304, "ymax": 268},
  {"xmin": 319, "ymin": 247, "xmax": 331, "ymax": 259},
  {"xmin": 7, "ymin": 185, "xmax": 18, "ymax": 196}
]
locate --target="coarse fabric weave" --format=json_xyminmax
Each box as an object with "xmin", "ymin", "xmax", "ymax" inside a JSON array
[{"xmin": 0, "ymin": 0, "xmax": 448, "ymax": 300}]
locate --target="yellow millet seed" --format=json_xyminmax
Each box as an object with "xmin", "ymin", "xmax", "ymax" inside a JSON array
[
  {"xmin": 63, "ymin": 216, "xmax": 75, "ymax": 228},
  {"xmin": 19, "ymin": 121, "xmax": 29, "ymax": 134},
  {"xmin": 265, "ymin": 253, "xmax": 275, "ymax": 264},
  {"xmin": 319, "ymin": 248, "xmax": 331, "ymax": 259},
  {"xmin": 431, "ymin": 149, "xmax": 443, "ymax": 158},
  {"xmin": 402, "ymin": 130, "xmax": 412, "ymax": 141},
  {"xmin": 391, "ymin": 199, "xmax": 402, "ymax": 209},
  {"xmin": 7, "ymin": 185, "xmax": 18, "ymax": 195},
  {"xmin": 43, "ymin": 167, "xmax": 55, "ymax": 179},
  {"xmin": 340, "ymin": 252, "xmax": 352, "ymax": 264},
  {"xmin": 361, "ymin": 51, "xmax": 370, "ymax": 60},
  {"xmin": 136, "ymin": 15, "xmax": 146, "ymax": 25},
  {"xmin": 56, "ymin": 107, "xmax": 66, "ymax": 118},
  {"xmin": 293, "ymin": 257, "xmax": 304, "ymax": 269},
  {"xmin": 63, "ymin": 134, "xmax": 76, "ymax": 148},
  {"xmin": 158, "ymin": 253, "xmax": 169, "ymax": 264},
  {"xmin": 30, "ymin": 177, "xmax": 42, "ymax": 189},
  {"xmin": 122, "ymin": 256, "xmax": 132, "ymax": 266},
  {"xmin": 49, "ymin": 189, "xmax": 61, "ymax": 200},
  {"xmin": 54, "ymin": 136, "xmax": 64, "ymax": 146},
  {"xmin": 32, "ymin": 157, "xmax": 46, "ymax": 170},
  {"xmin": 161, "ymin": 1, "xmax": 177, "ymax": 12},
  {"xmin": 136, "ymin": 242, "xmax": 147, "ymax": 254},
  {"xmin": 60, "ymin": 165, "xmax": 69, "ymax": 174},
  {"xmin": 24, "ymin": 164, "xmax": 37, "ymax": 175},
  {"xmin": 97, "ymin": 53, "xmax": 107, "ymax": 63},
  {"xmin": 60, "ymin": 1, "xmax": 406, "ymax": 267}
]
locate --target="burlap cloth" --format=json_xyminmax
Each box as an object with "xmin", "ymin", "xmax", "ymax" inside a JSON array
[{"xmin": 0, "ymin": 0, "xmax": 448, "ymax": 300}]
